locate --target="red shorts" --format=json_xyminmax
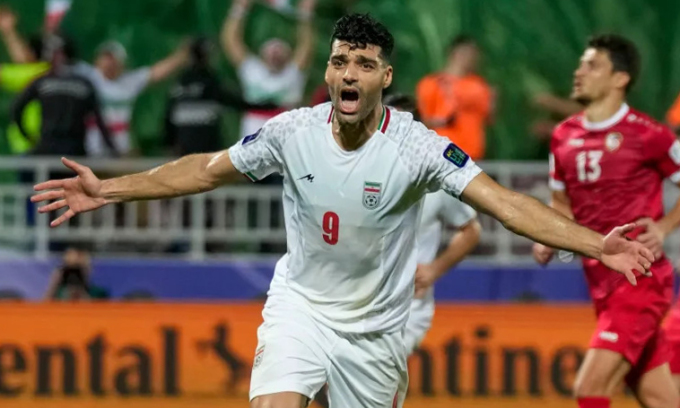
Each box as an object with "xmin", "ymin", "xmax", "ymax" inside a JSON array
[
  {"xmin": 587, "ymin": 262, "xmax": 673, "ymax": 385},
  {"xmin": 663, "ymin": 306, "xmax": 680, "ymax": 374}
]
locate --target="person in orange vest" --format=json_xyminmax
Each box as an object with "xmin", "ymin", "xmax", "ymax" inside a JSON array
[
  {"xmin": 666, "ymin": 91, "xmax": 680, "ymax": 134},
  {"xmin": 416, "ymin": 35, "xmax": 495, "ymax": 160}
]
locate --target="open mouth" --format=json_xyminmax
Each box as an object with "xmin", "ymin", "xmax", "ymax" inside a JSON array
[{"xmin": 339, "ymin": 89, "xmax": 360, "ymax": 114}]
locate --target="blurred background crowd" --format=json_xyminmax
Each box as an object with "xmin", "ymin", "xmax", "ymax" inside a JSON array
[
  {"xmin": 1, "ymin": 2, "xmax": 680, "ymax": 406},
  {"xmin": 2, "ymin": 0, "xmax": 679, "ymax": 163}
]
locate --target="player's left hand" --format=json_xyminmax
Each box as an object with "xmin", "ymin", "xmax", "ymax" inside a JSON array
[
  {"xmin": 601, "ymin": 223, "xmax": 655, "ymax": 286},
  {"xmin": 635, "ymin": 217, "xmax": 666, "ymax": 260},
  {"xmin": 414, "ymin": 263, "xmax": 438, "ymax": 299}
]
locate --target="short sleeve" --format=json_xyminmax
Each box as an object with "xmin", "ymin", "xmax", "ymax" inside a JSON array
[
  {"xmin": 646, "ymin": 126, "xmax": 680, "ymax": 183},
  {"xmin": 228, "ymin": 110, "xmax": 296, "ymax": 181},
  {"xmin": 549, "ymin": 134, "xmax": 566, "ymax": 191},
  {"xmin": 402, "ymin": 122, "xmax": 482, "ymax": 197},
  {"xmin": 437, "ymin": 192, "xmax": 477, "ymax": 227}
]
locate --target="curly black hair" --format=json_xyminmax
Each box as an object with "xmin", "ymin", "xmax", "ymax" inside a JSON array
[
  {"xmin": 330, "ymin": 14, "xmax": 394, "ymax": 62},
  {"xmin": 587, "ymin": 34, "xmax": 640, "ymax": 93}
]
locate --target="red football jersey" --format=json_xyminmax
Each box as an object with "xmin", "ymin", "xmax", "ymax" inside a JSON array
[{"xmin": 550, "ymin": 104, "xmax": 680, "ymax": 298}]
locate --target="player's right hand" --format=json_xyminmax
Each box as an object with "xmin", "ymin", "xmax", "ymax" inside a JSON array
[
  {"xmin": 532, "ymin": 243, "xmax": 555, "ymax": 265},
  {"xmin": 31, "ymin": 158, "xmax": 107, "ymax": 227}
]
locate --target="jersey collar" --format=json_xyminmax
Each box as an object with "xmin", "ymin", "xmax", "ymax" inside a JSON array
[
  {"xmin": 326, "ymin": 105, "xmax": 391, "ymax": 134},
  {"xmin": 582, "ymin": 103, "xmax": 629, "ymax": 131}
]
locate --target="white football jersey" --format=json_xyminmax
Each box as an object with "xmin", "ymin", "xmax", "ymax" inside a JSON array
[
  {"xmin": 411, "ymin": 191, "xmax": 477, "ymax": 317},
  {"xmin": 228, "ymin": 103, "xmax": 482, "ymax": 333}
]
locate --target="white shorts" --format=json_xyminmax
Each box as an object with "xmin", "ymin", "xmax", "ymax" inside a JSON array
[
  {"xmin": 250, "ymin": 298, "xmax": 409, "ymax": 407},
  {"xmin": 403, "ymin": 297, "xmax": 435, "ymax": 354}
]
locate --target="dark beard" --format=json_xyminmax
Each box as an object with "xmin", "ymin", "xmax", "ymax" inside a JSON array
[{"xmin": 573, "ymin": 95, "xmax": 591, "ymax": 106}]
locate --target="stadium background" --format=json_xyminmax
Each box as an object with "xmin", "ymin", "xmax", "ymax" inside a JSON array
[{"xmin": 0, "ymin": 0, "xmax": 680, "ymax": 407}]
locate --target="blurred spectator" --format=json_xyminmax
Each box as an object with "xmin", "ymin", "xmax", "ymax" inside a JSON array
[
  {"xmin": 11, "ymin": 34, "xmax": 116, "ymax": 157},
  {"xmin": 416, "ymin": 35, "xmax": 494, "ymax": 160},
  {"xmin": 44, "ymin": 246, "xmax": 107, "ymax": 301},
  {"xmin": 164, "ymin": 37, "xmax": 276, "ymax": 156},
  {"xmin": 530, "ymin": 93, "xmax": 583, "ymax": 141},
  {"xmin": 0, "ymin": 7, "xmax": 49, "ymax": 155},
  {"xmin": 383, "ymin": 93, "xmax": 420, "ymax": 121},
  {"xmin": 0, "ymin": 289, "xmax": 23, "ymax": 301},
  {"xmin": 221, "ymin": 0, "xmax": 316, "ymax": 139},
  {"xmin": 73, "ymin": 40, "xmax": 190, "ymax": 157},
  {"xmin": 666, "ymin": 91, "xmax": 680, "ymax": 134},
  {"xmin": 310, "ymin": 83, "xmax": 331, "ymax": 106}
]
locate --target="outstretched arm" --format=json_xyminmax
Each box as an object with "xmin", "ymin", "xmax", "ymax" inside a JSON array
[
  {"xmin": 462, "ymin": 173, "xmax": 599, "ymax": 257},
  {"xmin": 148, "ymin": 44, "xmax": 190, "ymax": 84},
  {"xmin": 34, "ymin": 108, "xmax": 293, "ymax": 227},
  {"xmin": 460, "ymin": 172, "xmax": 653, "ymax": 284},
  {"xmin": 32, "ymin": 152, "xmax": 243, "ymax": 226},
  {"xmin": 221, "ymin": 0, "xmax": 251, "ymax": 66},
  {"xmin": 532, "ymin": 189, "xmax": 571, "ymax": 264},
  {"xmin": 100, "ymin": 151, "xmax": 241, "ymax": 201}
]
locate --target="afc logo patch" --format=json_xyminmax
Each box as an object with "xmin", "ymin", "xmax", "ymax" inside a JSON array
[
  {"xmin": 443, "ymin": 143, "xmax": 469, "ymax": 168},
  {"xmin": 242, "ymin": 129, "xmax": 262, "ymax": 145}
]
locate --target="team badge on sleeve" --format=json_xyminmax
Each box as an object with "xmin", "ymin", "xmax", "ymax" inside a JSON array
[
  {"xmin": 443, "ymin": 143, "xmax": 469, "ymax": 167},
  {"xmin": 363, "ymin": 182, "xmax": 382, "ymax": 209},
  {"xmin": 241, "ymin": 129, "xmax": 262, "ymax": 145}
]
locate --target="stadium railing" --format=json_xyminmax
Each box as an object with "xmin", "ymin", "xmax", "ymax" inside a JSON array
[{"xmin": 1, "ymin": 157, "xmax": 678, "ymax": 263}]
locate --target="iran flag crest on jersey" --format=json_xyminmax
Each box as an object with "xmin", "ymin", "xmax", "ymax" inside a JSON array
[{"xmin": 363, "ymin": 182, "xmax": 382, "ymax": 209}]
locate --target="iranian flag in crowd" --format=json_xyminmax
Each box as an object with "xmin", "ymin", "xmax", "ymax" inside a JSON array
[
  {"xmin": 265, "ymin": 0, "xmax": 293, "ymax": 10},
  {"xmin": 44, "ymin": 0, "xmax": 72, "ymax": 32},
  {"xmin": 262, "ymin": 0, "xmax": 295, "ymax": 14}
]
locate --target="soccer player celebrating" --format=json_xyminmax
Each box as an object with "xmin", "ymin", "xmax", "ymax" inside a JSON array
[
  {"xmin": 33, "ymin": 16, "xmax": 653, "ymax": 408},
  {"xmin": 533, "ymin": 35, "xmax": 680, "ymax": 408}
]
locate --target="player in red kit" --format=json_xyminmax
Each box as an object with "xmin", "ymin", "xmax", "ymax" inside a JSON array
[
  {"xmin": 533, "ymin": 35, "xmax": 680, "ymax": 408},
  {"xmin": 665, "ymin": 307, "xmax": 680, "ymax": 392}
]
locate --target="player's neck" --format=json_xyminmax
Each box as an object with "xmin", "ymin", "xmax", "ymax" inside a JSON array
[
  {"xmin": 584, "ymin": 96, "xmax": 627, "ymax": 124},
  {"xmin": 332, "ymin": 104, "xmax": 384, "ymax": 151}
]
